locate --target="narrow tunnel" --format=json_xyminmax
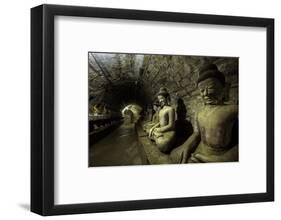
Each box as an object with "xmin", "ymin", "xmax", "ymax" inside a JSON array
[{"xmin": 88, "ymin": 52, "xmax": 239, "ymax": 167}]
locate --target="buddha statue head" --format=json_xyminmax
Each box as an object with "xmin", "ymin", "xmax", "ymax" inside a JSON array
[
  {"xmin": 157, "ymin": 87, "xmax": 170, "ymax": 107},
  {"xmin": 197, "ymin": 64, "xmax": 225, "ymax": 105}
]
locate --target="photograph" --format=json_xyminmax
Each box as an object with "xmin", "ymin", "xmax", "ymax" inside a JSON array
[
  {"xmin": 30, "ymin": 4, "xmax": 274, "ymax": 215},
  {"xmin": 88, "ymin": 52, "xmax": 239, "ymax": 167}
]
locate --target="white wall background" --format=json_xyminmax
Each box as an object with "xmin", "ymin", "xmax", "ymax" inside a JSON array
[{"xmin": 0, "ymin": 0, "xmax": 279, "ymax": 219}]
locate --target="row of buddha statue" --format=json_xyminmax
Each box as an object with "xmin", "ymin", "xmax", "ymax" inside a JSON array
[{"xmin": 143, "ymin": 63, "xmax": 238, "ymax": 163}]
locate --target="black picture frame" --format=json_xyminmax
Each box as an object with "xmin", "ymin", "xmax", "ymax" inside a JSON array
[{"xmin": 31, "ymin": 4, "xmax": 274, "ymax": 216}]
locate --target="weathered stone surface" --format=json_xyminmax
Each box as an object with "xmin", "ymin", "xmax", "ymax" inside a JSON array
[
  {"xmin": 180, "ymin": 77, "xmax": 190, "ymax": 87},
  {"xmin": 174, "ymin": 73, "xmax": 181, "ymax": 82},
  {"xmin": 89, "ymin": 53, "xmax": 238, "ymax": 126}
]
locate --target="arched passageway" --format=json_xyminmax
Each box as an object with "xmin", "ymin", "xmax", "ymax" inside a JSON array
[{"xmin": 88, "ymin": 52, "xmax": 238, "ymax": 166}]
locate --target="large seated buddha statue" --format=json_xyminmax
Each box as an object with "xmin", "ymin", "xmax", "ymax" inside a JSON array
[{"xmin": 170, "ymin": 64, "xmax": 238, "ymax": 163}]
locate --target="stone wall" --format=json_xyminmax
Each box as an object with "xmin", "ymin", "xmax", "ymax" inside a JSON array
[
  {"xmin": 88, "ymin": 52, "xmax": 238, "ymax": 126},
  {"xmin": 141, "ymin": 55, "xmax": 238, "ymax": 124}
]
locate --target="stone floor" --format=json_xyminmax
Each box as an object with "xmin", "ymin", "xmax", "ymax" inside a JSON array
[{"xmin": 89, "ymin": 122, "xmax": 143, "ymax": 167}]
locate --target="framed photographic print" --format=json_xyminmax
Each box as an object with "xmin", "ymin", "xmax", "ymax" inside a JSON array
[{"xmin": 31, "ymin": 4, "xmax": 274, "ymax": 216}]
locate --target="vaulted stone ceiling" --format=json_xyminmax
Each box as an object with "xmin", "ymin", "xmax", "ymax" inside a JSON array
[
  {"xmin": 89, "ymin": 52, "xmax": 238, "ymax": 119},
  {"xmin": 89, "ymin": 52, "xmax": 148, "ymax": 111}
]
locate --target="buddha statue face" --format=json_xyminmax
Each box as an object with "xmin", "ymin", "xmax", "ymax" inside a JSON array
[
  {"xmin": 198, "ymin": 77, "xmax": 224, "ymax": 105},
  {"xmin": 157, "ymin": 95, "xmax": 168, "ymax": 108}
]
